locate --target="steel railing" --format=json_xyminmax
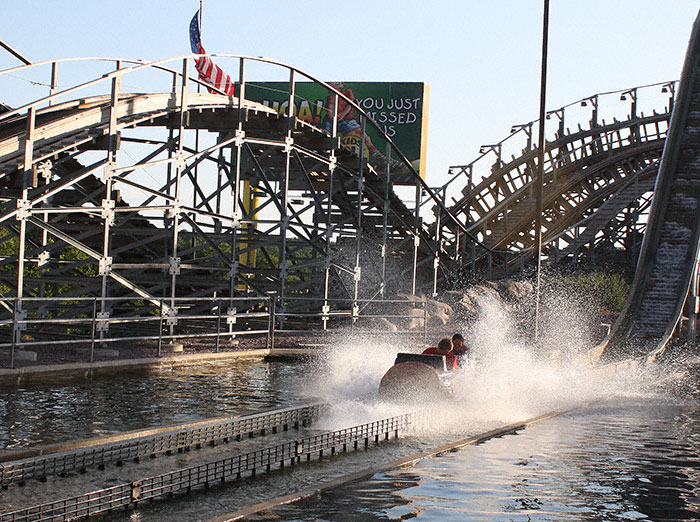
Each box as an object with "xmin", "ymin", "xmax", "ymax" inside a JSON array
[{"xmin": 0, "ymin": 295, "xmax": 442, "ymax": 368}]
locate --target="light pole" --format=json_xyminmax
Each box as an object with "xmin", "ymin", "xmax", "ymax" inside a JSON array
[{"xmin": 534, "ymin": 0, "xmax": 550, "ymax": 341}]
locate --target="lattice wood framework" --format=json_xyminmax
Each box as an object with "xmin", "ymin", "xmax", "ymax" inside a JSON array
[{"xmin": 433, "ymin": 82, "xmax": 676, "ymax": 277}]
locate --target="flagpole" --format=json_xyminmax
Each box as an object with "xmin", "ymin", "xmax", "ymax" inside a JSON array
[{"xmin": 198, "ymin": 0, "xmax": 203, "ymax": 35}]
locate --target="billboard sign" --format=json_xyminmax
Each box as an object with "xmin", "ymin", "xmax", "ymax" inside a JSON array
[{"xmin": 244, "ymin": 82, "xmax": 429, "ymax": 182}]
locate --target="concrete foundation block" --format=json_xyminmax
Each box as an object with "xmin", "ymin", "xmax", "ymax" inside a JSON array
[
  {"xmin": 163, "ymin": 343, "xmax": 184, "ymax": 353},
  {"xmin": 14, "ymin": 350, "xmax": 38, "ymax": 362},
  {"xmin": 94, "ymin": 349, "xmax": 120, "ymax": 358},
  {"xmin": 75, "ymin": 347, "xmax": 120, "ymax": 358}
]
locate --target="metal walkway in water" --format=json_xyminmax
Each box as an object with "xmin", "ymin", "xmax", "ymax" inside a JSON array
[
  {"xmin": 0, "ymin": 402, "xmax": 415, "ymax": 521},
  {"xmin": 598, "ymin": 10, "xmax": 700, "ymax": 360},
  {"xmin": 0, "ymin": 395, "xmax": 591, "ymax": 522},
  {"xmin": 0, "ymin": 403, "xmax": 325, "ymax": 487}
]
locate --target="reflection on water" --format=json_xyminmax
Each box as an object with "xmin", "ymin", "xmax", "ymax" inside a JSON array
[
  {"xmin": 0, "ymin": 359, "xmax": 316, "ymax": 449},
  {"xmin": 265, "ymin": 394, "xmax": 700, "ymax": 521}
]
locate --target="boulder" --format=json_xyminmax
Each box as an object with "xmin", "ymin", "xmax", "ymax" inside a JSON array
[
  {"xmin": 427, "ymin": 298, "xmax": 452, "ymax": 326},
  {"xmin": 486, "ymin": 280, "xmax": 534, "ymax": 302},
  {"xmin": 407, "ymin": 308, "xmax": 425, "ymax": 330}
]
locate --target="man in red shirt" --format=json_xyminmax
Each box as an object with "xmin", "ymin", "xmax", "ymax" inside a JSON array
[
  {"xmin": 422, "ymin": 338, "xmax": 458, "ymax": 370},
  {"xmin": 451, "ymin": 333, "xmax": 470, "ymax": 366}
]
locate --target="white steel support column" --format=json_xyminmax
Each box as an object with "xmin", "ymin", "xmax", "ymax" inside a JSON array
[
  {"xmin": 322, "ymin": 92, "xmax": 339, "ymax": 330},
  {"xmin": 432, "ymin": 188, "xmax": 444, "ymax": 297},
  {"xmin": 228, "ymin": 142, "xmax": 240, "ymax": 300},
  {"xmin": 38, "ymin": 160, "xmax": 51, "ymax": 305},
  {"xmin": 380, "ymin": 141, "xmax": 391, "ymax": 297},
  {"xmin": 14, "ymin": 105, "xmax": 36, "ymax": 346},
  {"xmin": 412, "ymin": 182, "xmax": 421, "ymax": 296},
  {"xmin": 352, "ymin": 118, "xmax": 367, "ymax": 323},
  {"xmin": 168, "ymin": 59, "xmax": 190, "ymax": 334},
  {"xmin": 99, "ymin": 63, "xmax": 121, "ymax": 331},
  {"xmin": 229, "ymin": 58, "xmax": 247, "ymax": 301},
  {"xmin": 278, "ymin": 70, "xmax": 296, "ymax": 324}
]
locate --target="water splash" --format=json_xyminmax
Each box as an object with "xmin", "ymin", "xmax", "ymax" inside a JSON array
[{"xmin": 308, "ymin": 289, "xmax": 673, "ymax": 434}]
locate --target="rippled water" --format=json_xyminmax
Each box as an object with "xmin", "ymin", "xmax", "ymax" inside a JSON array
[
  {"xmin": 1, "ymin": 336, "xmax": 699, "ymax": 522},
  {"xmin": 0, "ymin": 359, "xmax": 316, "ymax": 449},
  {"xmin": 264, "ymin": 394, "xmax": 700, "ymax": 522}
]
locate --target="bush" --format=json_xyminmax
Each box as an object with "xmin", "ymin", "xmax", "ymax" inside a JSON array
[{"xmin": 554, "ymin": 271, "xmax": 630, "ymax": 313}]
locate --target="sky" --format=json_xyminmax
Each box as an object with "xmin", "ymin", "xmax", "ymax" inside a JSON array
[{"xmin": 1, "ymin": 1, "xmax": 698, "ymax": 187}]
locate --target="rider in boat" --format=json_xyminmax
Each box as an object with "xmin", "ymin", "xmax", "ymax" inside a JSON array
[{"xmin": 422, "ymin": 338, "xmax": 458, "ymax": 370}]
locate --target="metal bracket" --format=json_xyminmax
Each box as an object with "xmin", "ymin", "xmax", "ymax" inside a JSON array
[
  {"xmin": 37, "ymin": 250, "xmax": 50, "ymax": 267},
  {"xmin": 169, "ymin": 257, "xmax": 181, "ymax": 275},
  {"xmin": 433, "ymin": 256, "xmax": 439, "ymax": 269},
  {"xmin": 232, "ymin": 209, "xmax": 242, "ymax": 228},
  {"xmin": 99, "ymin": 257, "xmax": 112, "ymax": 276},
  {"xmin": 229, "ymin": 261, "xmax": 239, "ymax": 278},
  {"xmin": 101, "ymin": 199, "xmax": 115, "ymax": 226},
  {"xmin": 217, "ymin": 153, "xmax": 226, "ymax": 170},
  {"xmin": 352, "ymin": 305, "xmax": 359, "ymax": 320},
  {"xmin": 321, "ymin": 304, "xmax": 330, "ymax": 319},
  {"xmin": 380, "ymin": 245, "xmax": 386, "ymax": 258},
  {"xmin": 103, "ymin": 162, "xmax": 117, "ymax": 180},
  {"xmin": 96, "ymin": 311, "xmax": 110, "ymax": 333},
  {"xmin": 234, "ymin": 129, "xmax": 246, "ymax": 147},
  {"xmin": 284, "ymin": 136, "xmax": 294, "ymax": 153},
  {"xmin": 166, "ymin": 199, "xmax": 182, "ymax": 220},
  {"xmin": 354, "ymin": 266, "xmax": 361, "ymax": 282},
  {"xmin": 328, "ymin": 156, "xmax": 337, "ymax": 172},
  {"xmin": 414, "ymin": 235, "xmax": 420, "ymax": 248},
  {"xmin": 226, "ymin": 307, "xmax": 237, "ymax": 325},
  {"xmin": 16, "ymin": 199, "xmax": 30, "ymax": 220},
  {"xmin": 165, "ymin": 307, "xmax": 178, "ymax": 326},
  {"xmin": 175, "ymin": 150, "xmax": 186, "ymax": 172},
  {"xmin": 280, "ymin": 262, "xmax": 288, "ymax": 278},
  {"xmin": 13, "ymin": 308, "xmax": 27, "ymax": 332},
  {"xmin": 38, "ymin": 160, "xmax": 53, "ymax": 181}
]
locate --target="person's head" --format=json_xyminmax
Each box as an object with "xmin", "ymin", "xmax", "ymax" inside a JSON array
[
  {"xmin": 451, "ymin": 333, "xmax": 466, "ymax": 353},
  {"xmin": 436, "ymin": 337, "xmax": 453, "ymax": 355}
]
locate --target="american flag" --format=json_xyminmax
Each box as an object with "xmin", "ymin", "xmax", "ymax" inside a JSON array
[{"xmin": 189, "ymin": 10, "xmax": 235, "ymax": 96}]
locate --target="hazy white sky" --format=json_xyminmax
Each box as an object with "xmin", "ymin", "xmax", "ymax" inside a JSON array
[{"xmin": 1, "ymin": 1, "xmax": 698, "ymax": 186}]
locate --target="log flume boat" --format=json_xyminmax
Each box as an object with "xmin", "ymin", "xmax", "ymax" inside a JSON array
[{"xmin": 378, "ymin": 353, "xmax": 456, "ymax": 400}]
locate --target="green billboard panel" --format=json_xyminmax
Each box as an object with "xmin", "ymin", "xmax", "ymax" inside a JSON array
[{"xmin": 244, "ymin": 82, "xmax": 429, "ymax": 183}]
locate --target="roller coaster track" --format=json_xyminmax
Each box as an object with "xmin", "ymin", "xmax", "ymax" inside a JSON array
[
  {"xmin": 0, "ymin": 28, "xmax": 695, "ymax": 355},
  {"xmin": 433, "ymin": 88, "xmax": 674, "ymax": 281},
  {"xmin": 0, "ymin": 55, "xmax": 475, "ymax": 342}
]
